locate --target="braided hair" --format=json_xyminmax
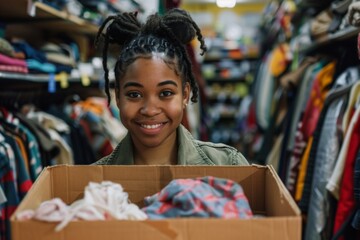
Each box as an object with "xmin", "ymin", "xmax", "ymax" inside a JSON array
[{"xmin": 95, "ymin": 8, "xmax": 207, "ymax": 105}]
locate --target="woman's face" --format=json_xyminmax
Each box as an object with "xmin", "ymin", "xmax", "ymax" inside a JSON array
[{"xmin": 116, "ymin": 57, "xmax": 190, "ymax": 149}]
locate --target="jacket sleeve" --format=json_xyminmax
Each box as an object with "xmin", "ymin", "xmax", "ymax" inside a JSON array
[
  {"xmin": 229, "ymin": 150, "xmax": 249, "ymax": 165},
  {"xmin": 198, "ymin": 141, "xmax": 250, "ymax": 166}
]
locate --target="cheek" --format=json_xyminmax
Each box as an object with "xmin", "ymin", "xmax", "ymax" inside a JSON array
[
  {"xmin": 117, "ymin": 98, "xmax": 136, "ymax": 119},
  {"xmin": 168, "ymin": 101, "xmax": 185, "ymax": 116}
]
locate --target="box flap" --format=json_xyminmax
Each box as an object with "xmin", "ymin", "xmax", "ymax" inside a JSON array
[
  {"xmin": 266, "ymin": 165, "xmax": 301, "ymax": 216},
  {"xmin": 10, "ymin": 166, "xmax": 52, "ymax": 220}
]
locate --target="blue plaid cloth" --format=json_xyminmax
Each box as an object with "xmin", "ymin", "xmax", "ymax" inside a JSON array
[{"xmin": 142, "ymin": 176, "xmax": 253, "ymax": 219}]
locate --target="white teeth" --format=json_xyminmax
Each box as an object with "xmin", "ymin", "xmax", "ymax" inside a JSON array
[{"xmin": 141, "ymin": 124, "xmax": 162, "ymax": 129}]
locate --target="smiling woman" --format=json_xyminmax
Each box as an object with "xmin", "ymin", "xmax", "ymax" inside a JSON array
[
  {"xmin": 93, "ymin": 8, "xmax": 249, "ymax": 166},
  {"xmin": 118, "ymin": 57, "xmax": 187, "ymax": 165}
]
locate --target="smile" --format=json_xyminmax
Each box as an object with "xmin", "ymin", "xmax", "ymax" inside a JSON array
[{"xmin": 140, "ymin": 123, "xmax": 163, "ymax": 129}]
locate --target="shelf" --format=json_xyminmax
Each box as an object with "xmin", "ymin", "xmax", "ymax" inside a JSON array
[
  {"xmin": 0, "ymin": 71, "xmax": 102, "ymax": 91},
  {"xmin": 0, "ymin": 0, "xmax": 99, "ymax": 35},
  {"xmin": 300, "ymin": 26, "xmax": 359, "ymax": 53}
]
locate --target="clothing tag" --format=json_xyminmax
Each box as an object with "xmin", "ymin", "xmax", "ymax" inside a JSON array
[
  {"xmin": 48, "ymin": 73, "xmax": 56, "ymax": 93},
  {"xmin": 55, "ymin": 72, "xmax": 69, "ymax": 89},
  {"xmin": 81, "ymin": 74, "xmax": 90, "ymax": 86},
  {"xmin": 27, "ymin": 0, "xmax": 36, "ymax": 17}
]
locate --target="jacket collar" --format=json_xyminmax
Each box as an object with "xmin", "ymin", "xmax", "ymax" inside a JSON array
[
  {"xmin": 177, "ymin": 125, "xmax": 213, "ymax": 165},
  {"xmin": 113, "ymin": 125, "xmax": 210, "ymax": 165}
]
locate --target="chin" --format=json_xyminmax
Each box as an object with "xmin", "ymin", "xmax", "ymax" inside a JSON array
[{"xmin": 141, "ymin": 140, "xmax": 163, "ymax": 148}]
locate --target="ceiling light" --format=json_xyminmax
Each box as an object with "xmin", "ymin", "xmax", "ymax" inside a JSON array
[{"xmin": 216, "ymin": 0, "xmax": 236, "ymax": 8}]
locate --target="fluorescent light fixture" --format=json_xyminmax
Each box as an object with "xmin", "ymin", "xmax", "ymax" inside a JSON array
[
  {"xmin": 183, "ymin": 0, "xmax": 268, "ymax": 4},
  {"xmin": 216, "ymin": 0, "xmax": 236, "ymax": 8}
]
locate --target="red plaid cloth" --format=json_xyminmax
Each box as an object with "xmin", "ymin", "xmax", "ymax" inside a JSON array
[{"xmin": 142, "ymin": 176, "xmax": 253, "ymax": 219}]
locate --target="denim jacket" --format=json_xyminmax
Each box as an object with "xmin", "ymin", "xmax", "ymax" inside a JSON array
[{"xmin": 94, "ymin": 125, "xmax": 249, "ymax": 166}]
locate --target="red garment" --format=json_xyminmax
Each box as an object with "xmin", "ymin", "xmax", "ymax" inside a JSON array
[
  {"xmin": 333, "ymin": 112, "xmax": 360, "ymax": 239},
  {"xmin": 165, "ymin": 0, "xmax": 181, "ymax": 9},
  {"xmin": 286, "ymin": 62, "xmax": 333, "ymax": 195}
]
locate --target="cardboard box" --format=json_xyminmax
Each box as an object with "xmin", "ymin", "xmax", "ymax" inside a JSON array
[{"xmin": 11, "ymin": 165, "xmax": 301, "ymax": 240}]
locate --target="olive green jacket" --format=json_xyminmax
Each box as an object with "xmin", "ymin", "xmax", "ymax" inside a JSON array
[{"xmin": 94, "ymin": 125, "xmax": 249, "ymax": 165}]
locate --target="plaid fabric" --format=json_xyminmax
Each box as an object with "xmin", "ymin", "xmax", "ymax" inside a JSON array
[
  {"xmin": 2, "ymin": 119, "xmax": 42, "ymax": 182},
  {"xmin": 0, "ymin": 142, "xmax": 20, "ymax": 240},
  {"xmin": 142, "ymin": 176, "xmax": 253, "ymax": 219},
  {"xmin": 17, "ymin": 124, "xmax": 43, "ymax": 181},
  {"xmin": 2, "ymin": 132, "xmax": 32, "ymax": 200}
]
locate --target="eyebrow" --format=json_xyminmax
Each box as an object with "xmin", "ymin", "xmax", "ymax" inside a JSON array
[
  {"xmin": 123, "ymin": 80, "xmax": 178, "ymax": 88},
  {"xmin": 123, "ymin": 82, "xmax": 143, "ymax": 88},
  {"xmin": 158, "ymin": 80, "xmax": 178, "ymax": 87}
]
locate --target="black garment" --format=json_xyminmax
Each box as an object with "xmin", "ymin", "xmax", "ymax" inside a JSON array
[
  {"xmin": 352, "ymin": 147, "xmax": 360, "ymax": 230},
  {"xmin": 14, "ymin": 113, "xmax": 60, "ymax": 167},
  {"xmin": 46, "ymin": 105, "xmax": 96, "ymax": 165}
]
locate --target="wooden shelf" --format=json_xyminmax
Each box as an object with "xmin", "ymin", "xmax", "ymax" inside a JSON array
[{"xmin": 0, "ymin": 0, "xmax": 98, "ymax": 35}]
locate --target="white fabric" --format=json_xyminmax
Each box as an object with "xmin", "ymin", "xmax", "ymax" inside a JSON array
[
  {"xmin": 47, "ymin": 129, "xmax": 74, "ymax": 165},
  {"xmin": 26, "ymin": 111, "xmax": 70, "ymax": 133},
  {"xmin": 27, "ymin": 110, "xmax": 74, "ymax": 165},
  {"xmin": 348, "ymin": 0, "xmax": 360, "ymax": 26},
  {"xmin": 16, "ymin": 181, "xmax": 147, "ymax": 231}
]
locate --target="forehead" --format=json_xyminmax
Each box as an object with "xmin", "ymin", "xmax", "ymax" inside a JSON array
[{"xmin": 120, "ymin": 57, "xmax": 182, "ymax": 86}]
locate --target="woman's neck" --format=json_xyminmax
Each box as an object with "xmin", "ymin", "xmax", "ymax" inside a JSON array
[{"xmin": 133, "ymin": 136, "xmax": 178, "ymax": 165}]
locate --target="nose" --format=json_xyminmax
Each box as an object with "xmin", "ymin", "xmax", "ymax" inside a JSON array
[{"xmin": 140, "ymin": 98, "xmax": 161, "ymax": 116}]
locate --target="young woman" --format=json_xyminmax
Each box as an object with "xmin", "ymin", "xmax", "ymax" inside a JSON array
[{"xmin": 94, "ymin": 8, "xmax": 248, "ymax": 166}]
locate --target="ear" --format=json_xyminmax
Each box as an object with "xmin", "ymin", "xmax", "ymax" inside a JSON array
[{"xmin": 183, "ymin": 82, "xmax": 190, "ymax": 109}]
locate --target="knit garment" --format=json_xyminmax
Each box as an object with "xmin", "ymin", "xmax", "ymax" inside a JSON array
[{"xmin": 142, "ymin": 176, "xmax": 253, "ymax": 219}]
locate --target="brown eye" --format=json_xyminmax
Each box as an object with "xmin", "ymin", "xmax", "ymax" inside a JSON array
[
  {"xmin": 160, "ymin": 90, "xmax": 174, "ymax": 97},
  {"xmin": 126, "ymin": 91, "xmax": 142, "ymax": 98}
]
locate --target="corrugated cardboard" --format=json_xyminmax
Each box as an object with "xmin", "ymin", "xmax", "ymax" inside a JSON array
[{"xmin": 11, "ymin": 165, "xmax": 301, "ymax": 240}]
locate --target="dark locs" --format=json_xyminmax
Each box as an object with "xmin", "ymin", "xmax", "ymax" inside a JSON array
[{"xmin": 95, "ymin": 8, "xmax": 207, "ymax": 105}]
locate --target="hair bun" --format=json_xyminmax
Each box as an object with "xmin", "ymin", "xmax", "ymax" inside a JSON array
[
  {"xmin": 163, "ymin": 8, "xmax": 196, "ymax": 44},
  {"xmin": 95, "ymin": 12, "xmax": 141, "ymax": 47}
]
